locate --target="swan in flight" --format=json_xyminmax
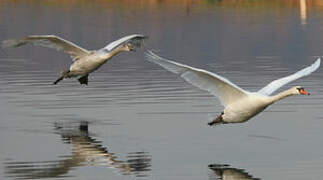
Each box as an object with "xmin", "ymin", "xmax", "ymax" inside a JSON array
[
  {"xmin": 2, "ymin": 34, "xmax": 147, "ymax": 85},
  {"xmin": 146, "ymin": 50, "xmax": 321, "ymax": 126}
]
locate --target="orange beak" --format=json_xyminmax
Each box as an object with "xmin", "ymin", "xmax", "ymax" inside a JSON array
[{"xmin": 299, "ymin": 89, "xmax": 310, "ymax": 95}]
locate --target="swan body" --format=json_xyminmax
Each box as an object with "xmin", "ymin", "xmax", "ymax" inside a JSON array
[
  {"xmin": 2, "ymin": 34, "xmax": 147, "ymax": 85},
  {"xmin": 146, "ymin": 50, "xmax": 320, "ymax": 125},
  {"xmin": 222, "ymin": 93, "xmax": 269, "ymax": 123}
]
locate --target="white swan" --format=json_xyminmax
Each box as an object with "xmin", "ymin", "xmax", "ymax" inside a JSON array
[
  {"xmin": 146, "ymin": 50, "xmax": 321, "ymax": 126},
  {"xmin": 2, "ymin": 34, "xmax": 147, "ymax": 85}
]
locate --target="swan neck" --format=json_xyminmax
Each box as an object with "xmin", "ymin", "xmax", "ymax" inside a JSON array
[
  {"xmin": 103, "ymin": 46, "xmax": 125, "ymax": 60},
  {"xmin": 269, "ymin": 89, "xmax": 294, "ymax": 104}
]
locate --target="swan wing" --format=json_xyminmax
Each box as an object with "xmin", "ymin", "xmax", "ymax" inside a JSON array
[
  {"xmin": 258, "ymin": 58, "xmax": 321, "ymax": 96},
  {"xmin": 2, "ymin": 35, "xmax": 90, "ymax": 61},
  {"xmin": 145, "ymin": 50, "xmax": 249, "ymax": 106},
  {"xmin": 103, "ymin": 34, "xmax": 147, "ymax": 51}
]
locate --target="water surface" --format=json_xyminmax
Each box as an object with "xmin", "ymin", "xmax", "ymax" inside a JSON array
[{"xmin": 1, "ymin": 1, "xmax": 323, "ymax": 179}]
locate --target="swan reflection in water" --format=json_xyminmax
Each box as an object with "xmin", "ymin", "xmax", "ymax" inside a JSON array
[
  {"xmin": 4, "ymin": 121, "xmax": 151, "ymax": 179},
  {"xmin": 209, "ymin": 164, "xmax": 260, "ymax": 180}
]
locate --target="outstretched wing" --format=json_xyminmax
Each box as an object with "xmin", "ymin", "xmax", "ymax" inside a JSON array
[
  {"xmin": 2, "ymin": 35, "xmax": 90, "ymax": 61},
  {"xmin": 103, "ymin": 34, "xmax": 147, "ymax": 51},
  {"xmin": 145, "ymin": 50, "xmax": 249, "ymax": 106},
  {"xmin": 258, "ymin": 58, "xmax": 321, "ymax": 96}
]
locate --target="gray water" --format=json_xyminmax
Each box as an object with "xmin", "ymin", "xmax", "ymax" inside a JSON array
[{"xmin": 1, "ymin": 1, "xmax": 323, "ymax": 179}]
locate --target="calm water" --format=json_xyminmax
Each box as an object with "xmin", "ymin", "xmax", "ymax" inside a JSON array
[{"xmin": 1, "ymin": 1, "xmax": 323, "ymax": 179}]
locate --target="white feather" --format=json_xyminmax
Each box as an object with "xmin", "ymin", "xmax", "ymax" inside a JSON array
[
  {"xmin": 145, "ymin": 50, "xmax": 249, "ymax": 106},
  {"xmin": 258, "ymin": 58, "xmax": 321, "ymax": 95},
  {"xmin": 103, "ymin": 34, "xmax": 146, "ymax": 51},
  {"xmin": 145, "ymin": 51, "xmax": 320, "ymax": 124},
  {"xmin": 2, "ymin": 35, "xmax": 90, "ymax": 61}
]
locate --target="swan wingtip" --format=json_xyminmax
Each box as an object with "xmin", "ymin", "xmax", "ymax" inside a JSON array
[
  {"xmin": 314, "ymin": 57, "xmax": 321, "ymax": 68},
  {"xmin": 1, "ymin": 39, "xmax": 21, "ymax": 48}
]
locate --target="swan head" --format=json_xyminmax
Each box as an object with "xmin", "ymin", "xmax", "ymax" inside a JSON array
[
  {"xmin": 121, "ymin": 36, "xmax": 148, "ymax": 52},
  {"xmin": 118, "ymin": 43, "xmax": 133, "ymax": 52},
  {"xmin": 293, "ymin": 86, "xmax": 310, "ymax": 95}
]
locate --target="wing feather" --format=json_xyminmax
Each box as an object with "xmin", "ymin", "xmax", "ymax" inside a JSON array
[
  {"xmin": 145, "ymin": 50, "xmax": 248, "ymax": 106},
  {"xmin": 103, "ymin": 34, "xmax": 147, "ymax": 51},
  {"xmin": 2, "ymin": 35, "xmax": 90, "ymax": 61},
  {"xmin": 258, "ymin": 58, "xmax": 321, "ymax": 95}
]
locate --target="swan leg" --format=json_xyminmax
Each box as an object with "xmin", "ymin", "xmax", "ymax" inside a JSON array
[
  {"xmin": 53, "ymin": 70, "xmax": 70, "ymax": 85},
  {"xmin": 53, "ymin": 76, "xmax": 64, "ymax": 85},
  {"xmin": 78, "ymin": 74, "xmax": 88, "ymax": 85},
  {"xmin": 208, "ymin": 112, "xmax": 224, "ymax": 126}
]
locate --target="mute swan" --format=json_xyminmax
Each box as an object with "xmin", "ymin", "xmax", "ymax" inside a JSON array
[
  {"xmin": 2, "ymin": 34, "xmax": 147, "ymax": 85},
  {"xmin": 145, "ymin": 51, "xmax": 321, "ymax": 126}
]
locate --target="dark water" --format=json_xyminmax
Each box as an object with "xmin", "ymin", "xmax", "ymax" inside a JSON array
[{"xmin": 1, "ymin": 1, "xmax": 323, "ymax": 179}]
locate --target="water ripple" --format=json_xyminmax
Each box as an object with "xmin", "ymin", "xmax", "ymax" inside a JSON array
[{"xmin": 4, "ymin": 121, "xmax": 151, "ymax": 179}]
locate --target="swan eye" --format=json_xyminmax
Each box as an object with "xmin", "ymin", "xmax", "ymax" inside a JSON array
[{"xmin": 297, "ymin": 87, "xmax": 302, "ymax": 91}]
